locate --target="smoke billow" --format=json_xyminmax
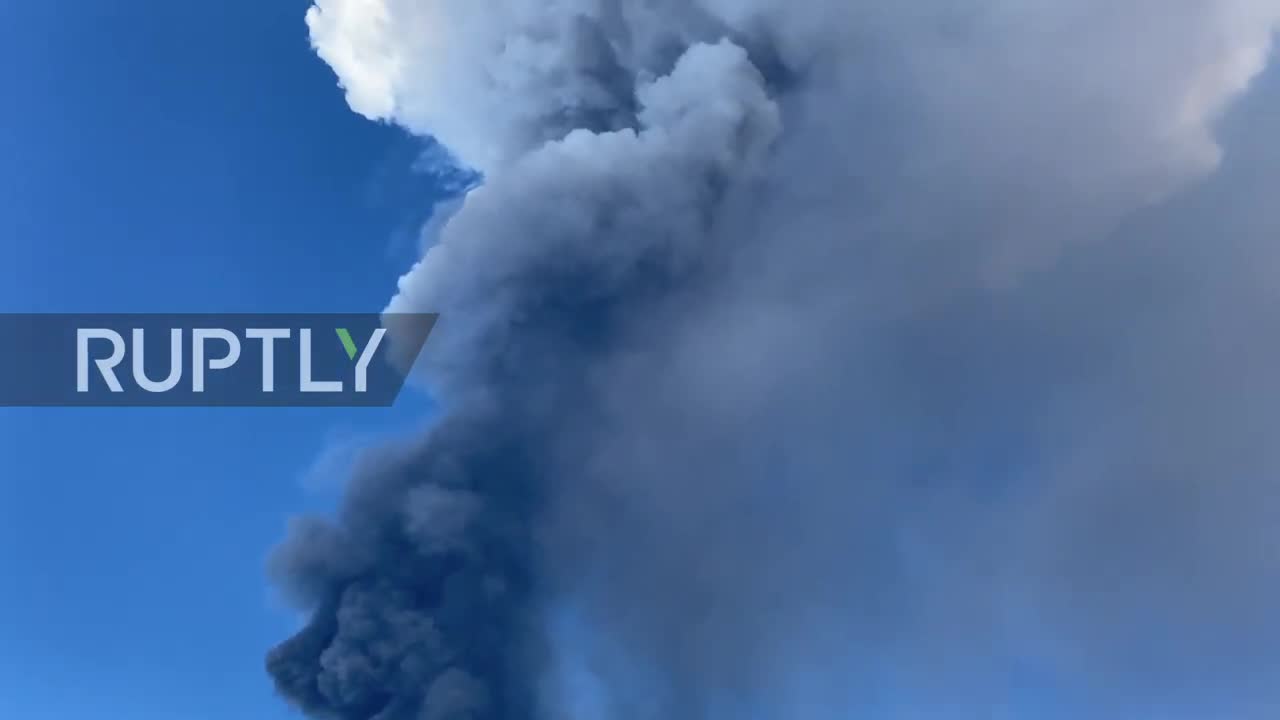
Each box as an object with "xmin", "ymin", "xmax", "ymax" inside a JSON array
[{"xmin": 269, "ymin": 1, "xmax": 1280, "ymax": 718}]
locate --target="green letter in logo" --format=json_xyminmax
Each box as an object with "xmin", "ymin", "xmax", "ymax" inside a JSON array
[{"xmin": 335, "ymin": 328, "xmax": 358, "ymax": 361}]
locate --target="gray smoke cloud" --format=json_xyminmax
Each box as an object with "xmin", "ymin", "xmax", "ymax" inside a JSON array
[{"xmin": 269, "ymin": 1, "xmax": 1280, "ymax": 718}]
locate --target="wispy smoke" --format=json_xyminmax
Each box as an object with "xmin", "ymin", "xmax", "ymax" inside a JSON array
[{"xmin": 269, "ymin": 2, "xmax": 1280, "ymax": 718}]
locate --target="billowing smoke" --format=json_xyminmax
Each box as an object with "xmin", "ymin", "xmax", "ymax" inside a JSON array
[{"xmin": 269, "ymin": 2, "xmax": 1280, "ymax": 718}]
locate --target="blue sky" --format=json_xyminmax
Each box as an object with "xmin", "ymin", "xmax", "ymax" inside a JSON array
[{"xmin": 0, "ymin": 2, "xmax": 449, "ymax": 718}]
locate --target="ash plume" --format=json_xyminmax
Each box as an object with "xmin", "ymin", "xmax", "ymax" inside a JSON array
[{"xmin": 269, "ymin": 2, "xmax": 1280, "ymax": 718}]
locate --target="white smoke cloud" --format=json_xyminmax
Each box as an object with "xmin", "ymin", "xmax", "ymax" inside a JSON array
[
  {"xmin": 385, "ymin": 37, "xmax": 780, "ymax": 395},
  {"xmin": 274, "ymin": 2, "xmax": 1280, "ymax": 719},
  {"xmin": 309, "ymin": 1, "xmax": 1278, "ymax": 178}
]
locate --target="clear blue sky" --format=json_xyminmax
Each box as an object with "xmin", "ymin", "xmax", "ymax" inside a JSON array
[{"xmin": 0, "ymin": 2, "xmax": 450, "ymax": 718}]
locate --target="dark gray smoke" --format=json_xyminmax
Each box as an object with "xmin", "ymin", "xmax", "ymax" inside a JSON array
[{"xmin": 269, "ymin": 2, "xmax": 1280, "ymax": 718}]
